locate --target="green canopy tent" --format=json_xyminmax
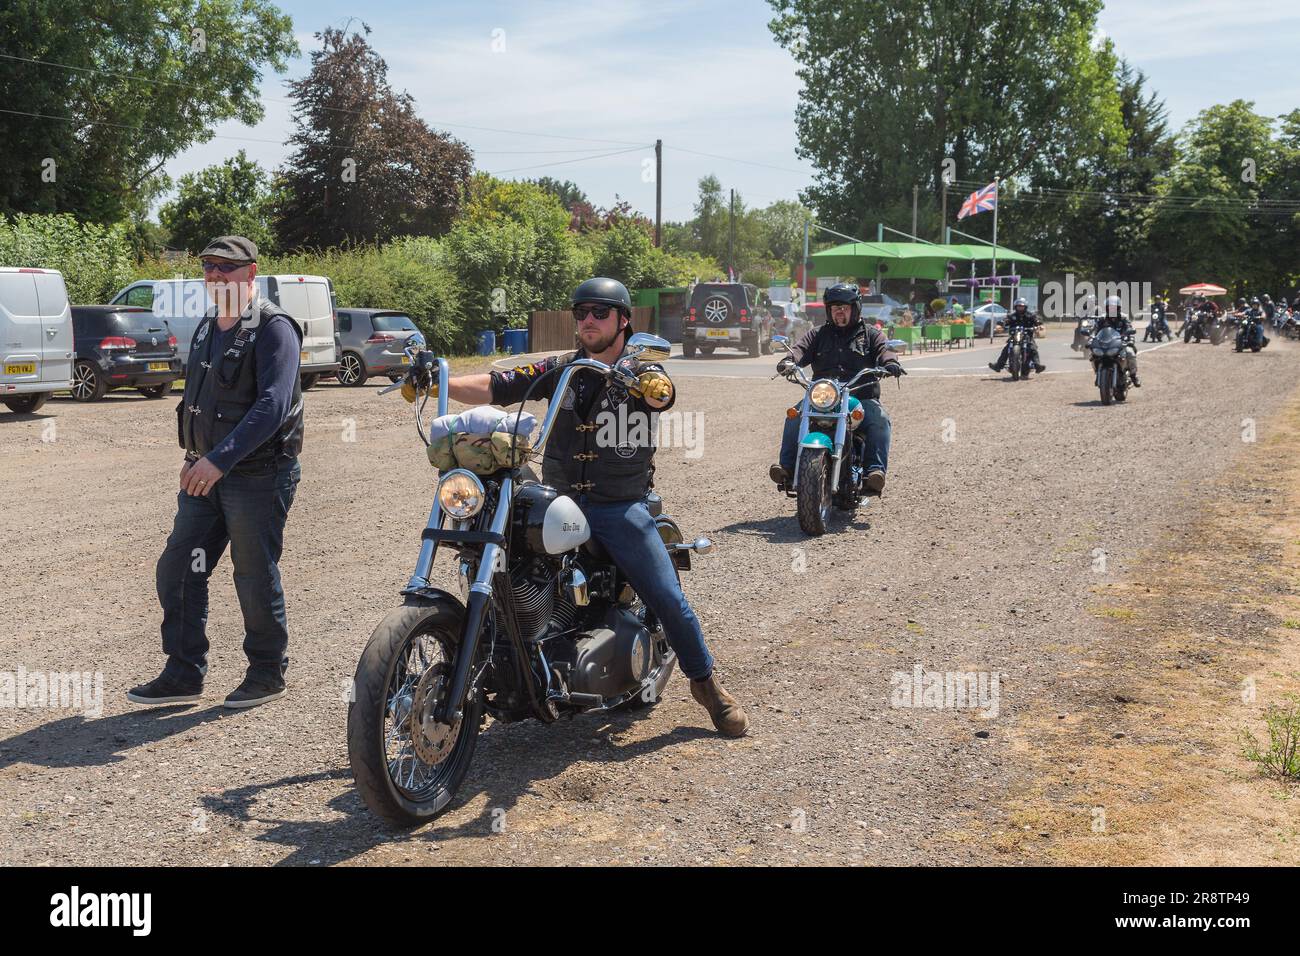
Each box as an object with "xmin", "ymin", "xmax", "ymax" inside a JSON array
[{"xmin": 809, "ymin": 240, "xmax": 1039, "ymax": 283}]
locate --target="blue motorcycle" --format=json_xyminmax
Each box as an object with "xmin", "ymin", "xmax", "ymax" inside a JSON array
[{"xmin": 773, "ymin": 336, "xmax": 896, "ymax": 536}]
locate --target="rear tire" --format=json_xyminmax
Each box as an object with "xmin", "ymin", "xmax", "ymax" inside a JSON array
[
  {"xmin": 795, "ymin": 446, "xmax": 832, "ymax": 536},
  {"xmin": 2, "ymin": 393, "xmax": 49, "ymax": 414},
  {"xmin": 71, "ymin": 361, "xmax": 107, "ymax": 402},
  {"xmin": 346, "ymin": 597, "xmax": 483, "ymax": 829},
  {"xmin": 137, "ymin": 383, "xmax": 170, "ymax": 398}
]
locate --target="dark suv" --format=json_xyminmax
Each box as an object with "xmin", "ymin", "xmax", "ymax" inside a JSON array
[
  {"xmin": 69, "ymin": 306, "xmax": 181, "ymax": 402},
  {"xmin": 682, "ymin": 282, "xmax": 774, "ymax": 357}
]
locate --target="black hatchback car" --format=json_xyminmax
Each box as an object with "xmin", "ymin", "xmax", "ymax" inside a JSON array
[{"xmin": 69, "ymin": 306, "xmax": 182, "ymax": 402}]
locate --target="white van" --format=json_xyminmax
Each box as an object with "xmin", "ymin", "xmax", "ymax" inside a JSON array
[
  {"xmin": 0, "ymin": 267, "xmax": 74, "ymax": 413},
  {"xmin": 110, "ymin": 274, "xmax": 341, "ymax": 388}
]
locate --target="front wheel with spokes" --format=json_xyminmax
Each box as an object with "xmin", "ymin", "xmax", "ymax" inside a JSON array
[{"xmin": 347, "ymin": 596, "xmax": 483, "ymax": 828}]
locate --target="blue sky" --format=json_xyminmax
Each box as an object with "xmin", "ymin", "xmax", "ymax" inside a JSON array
[{"xmin": 164, "ymin": 0, "xmax": 1300, "ymax": 222}]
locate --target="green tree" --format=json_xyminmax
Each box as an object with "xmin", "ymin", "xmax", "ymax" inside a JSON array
[
  {"xmin": 753, "ymin": 200, "xmax": 811, "ymax": 276},
  {"xmin": 159, "ymin": 150, "xmax": 279, "ymax": 254},
  {"xmin": 769, "ymin": 0, "xmax": 1123, "ymax": 238},
  {"xmin": 274, "ymin": 25, "xmax": 474, "ymax": 249},
  {"xmin": 443, "ymin": 175, "xmax": 587, "ymax": 335},
  {"xmin": 1148, "ymin": 100, "xmax": 1276, "ymax": 292},
  {"xmin": 692, "ymin": 175, "xmax": 729, "ymax": 262},
  {"xmin": 0, "ymin": 0, "xmax": 297, "ymax": 225}
]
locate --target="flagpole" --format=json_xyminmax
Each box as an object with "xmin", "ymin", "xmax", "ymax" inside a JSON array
[{"xmin": 990, "ymin": 175, "xmax": 1000, "ymax": 341}]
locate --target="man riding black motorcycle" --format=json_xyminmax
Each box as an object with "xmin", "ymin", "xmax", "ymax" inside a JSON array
[
  {"xmin": 1234, "ymin": 296, "xmax": 1268, "ymax": 352},
  {"xmin": 1143, "ymin": 294, "xmax": 1171, "ymax": 342},
  {"xmin": 1096, "ymin": 294, "xmax": 1140, "ymax": 387},
  {"xmin": 988, "ymin": 298, "xmax": 1045, "ymax": 374},
  {"xmin": 425, "ymin": 277, "xmax": 749, "ymax": 737},
  {"xmin": 768, "ymin": 283, "xmax": 902, "ymax": 496}
]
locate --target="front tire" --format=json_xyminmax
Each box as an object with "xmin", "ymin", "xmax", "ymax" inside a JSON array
[
  {"xmin": 795, "ymin": 446, "xmax": 832, "ymax": 536},
  {"xmin": 1009, "ymin": 350, "xmax": 1021, "ymax": 381},
  {"xmin": 1099, "ymin": 368, "xmax": 1114, "ymax": 406},
  {"xmin": 338, "ymin": 352, "xmax": 368, "ymax": 387},
  {"xmin": 347, "ymin": 597, "xmax": 483, "ymax": 829}
]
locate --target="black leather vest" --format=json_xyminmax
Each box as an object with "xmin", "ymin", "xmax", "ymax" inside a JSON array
[
  {"xmin": 176, "ymin": 301, "xmax": 304, "ymax": 471},
  {"xmin": 541, "ymin": 351, "xmax": 658, "ymax": 503}
]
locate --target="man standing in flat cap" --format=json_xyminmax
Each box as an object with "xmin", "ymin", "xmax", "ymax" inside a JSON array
[{"xmin": 128, "ymin": 236, "xmax": 306, "ymax": 709}]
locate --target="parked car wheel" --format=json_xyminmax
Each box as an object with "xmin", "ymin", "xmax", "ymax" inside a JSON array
[
  {"xmin": 137, "ymin": 383, "xmax": 171, "ymax": 399},
  {"xmin": 300, "ymin": 373, "xmax": 321, "ymax": 391},
  {"xmin": 700, "ymin": 345, "xmax": 716, "ymax": 355},
  {"xmin": 71, "ymin": 361, "xmax": 108, "ymax": 402},
  {"xmin": 2, "ymin": 393, "xmax": 49, "ymax": 414},
  {"xmin": 338, "ymin": 351, "xmax": 368, "ymax": 387}
]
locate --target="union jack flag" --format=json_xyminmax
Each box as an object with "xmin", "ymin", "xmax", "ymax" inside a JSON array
[{"xmin": 957, "ymin": 181, "xmax": 997, "ymax": 220}]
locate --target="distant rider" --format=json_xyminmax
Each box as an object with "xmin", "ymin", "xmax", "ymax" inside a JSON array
[{"xmin": 988, "ymin": 298, "xmax": 1045, "ymax": 374}]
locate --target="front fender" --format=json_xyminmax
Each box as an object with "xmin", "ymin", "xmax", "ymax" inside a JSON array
[{"xmin": 800, "ymin": 431, "xmax": 833, "ymax": 450}]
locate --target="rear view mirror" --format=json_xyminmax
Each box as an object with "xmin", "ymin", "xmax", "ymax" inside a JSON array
[{"xmin": 626, "ymin": 332, "xmax": 671, "ymax": 362}]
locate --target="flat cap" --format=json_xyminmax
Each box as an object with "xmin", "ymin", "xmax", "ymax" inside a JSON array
[{"xmin": 198, "ymin": 235, "xmax": 258, "ymax": 263}]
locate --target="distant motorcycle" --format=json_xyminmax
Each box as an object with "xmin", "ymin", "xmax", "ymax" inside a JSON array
[
  {"xmin": 1143, "ymin": 312, "xmax": 1172, "ymax": 342},
  {"xmin": 1072, "ymin": 315, "xmax": 1096, "ymax": 351},
  {"xmin": 1089, "ymin": 327, "xmax": 1130, "ymax": 405},
  {"xmin": 1234, "ymin": 313, "xmax": 1268, "ymax": 353},
  {"xmin": 1006, "ymin": 326, "xmax": 1037, "ymax": 380}
]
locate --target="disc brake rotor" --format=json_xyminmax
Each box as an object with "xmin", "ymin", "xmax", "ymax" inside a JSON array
[{"xmin": 409, "ymin": 663, "xmax": 461, "ymax": 766}]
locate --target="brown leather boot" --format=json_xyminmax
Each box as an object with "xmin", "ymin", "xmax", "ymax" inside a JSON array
[{"xmin": 690, "ymin": 673, "xmax": 750, "ymax": 737}]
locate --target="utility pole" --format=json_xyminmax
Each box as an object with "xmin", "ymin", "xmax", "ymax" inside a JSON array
[
  {"xmin": 728, "ymin": 188, "xmax": 735, "ymax": 279},
  {"xmin": 939, "ymin": 180, "xmax": 947, "ymax": 242},
  {"xmin": 910, "ymin": 184, "xmax": 918, "ymax": 289},
  {"xmin": 654, "ymin": 139, "xmax": 662, "ymax": 248},
  {"xmin": 802, "ymin": 216, "xmax": 810, "ymax": 303}
]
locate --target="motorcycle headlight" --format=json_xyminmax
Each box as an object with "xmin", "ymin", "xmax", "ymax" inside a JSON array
[
  {"xmin": 437, "ymin": 468, "xmax": 485, "ymax": 519},
  {"xmin": 809, "ymin": 380, "xmax": 839, "ymax": 411}
]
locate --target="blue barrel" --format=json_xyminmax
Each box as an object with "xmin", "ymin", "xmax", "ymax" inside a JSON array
[
  {"xmin": 503, "ymin": 328, "xmax": 528, "ymax": 354},
  {"xmin": 475, "ymin": 330, "xmax": 496, "ymax": 355}
]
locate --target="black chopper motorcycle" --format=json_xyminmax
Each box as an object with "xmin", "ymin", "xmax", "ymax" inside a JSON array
[{"xmin": 346, "ymin": 334, "xmax": 714, "ymax": 827}]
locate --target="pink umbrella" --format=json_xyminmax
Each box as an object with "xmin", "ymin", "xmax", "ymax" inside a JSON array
[{"xmin": 1179, "ymin": 283, "xmax": 1227, "ymax": 296}]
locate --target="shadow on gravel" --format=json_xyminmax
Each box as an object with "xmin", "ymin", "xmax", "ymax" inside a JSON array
[
  {"xmin": 198, "ymin": 715, "xmax": 715, "ymax": 865},
  {"xmin": 0, "ymin": 705, "xmax": 250, "ymax": 770},
  {"xmin": 716, "ymin": 511, "xmax": 870, "ymax": 542}
]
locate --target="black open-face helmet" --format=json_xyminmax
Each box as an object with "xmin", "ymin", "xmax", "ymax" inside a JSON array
[
  {"xmin": 572, "ymin": 276, "xmax": 632, "ymax": 315},
  {"xmin": 1237, "ymin": 297, "xmax": 1247, "ymax": 308},
  {"xmin": 823, "ymin": 283, "xmax": 862, "ymax": 323}
]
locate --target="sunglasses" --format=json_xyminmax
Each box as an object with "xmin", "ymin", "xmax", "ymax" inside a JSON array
[
  {"xmin": 572, "ymin": 304, "xmax": 616, "ymax": 322},
  {"xmin": 201, "ymin": 261, "xmax": 249, "ymax": 275}
]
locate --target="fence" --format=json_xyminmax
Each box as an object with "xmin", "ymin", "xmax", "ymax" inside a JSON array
[{"xmin": 528, "ymin": 306, "xmax": 655, "ymax": 352}]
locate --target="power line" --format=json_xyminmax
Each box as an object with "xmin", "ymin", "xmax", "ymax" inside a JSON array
[
  {"xmin": 488, "ymin": 146, "xmax": 650, "ymax": 175},
  {"xmin": 664, "ymin": 145, "xmax": 808, "ymax": 175}
]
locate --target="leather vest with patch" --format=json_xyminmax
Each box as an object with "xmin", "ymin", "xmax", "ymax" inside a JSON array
[
  {"xmin": 541, "ymin": 350, "xmax": 658, "ymax": 503},
  {"xmin": 176, "ymin": 301, "xmax": 304, "ymax": 471}
]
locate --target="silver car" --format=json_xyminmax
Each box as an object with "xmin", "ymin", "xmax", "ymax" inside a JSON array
[{"xmin": 335, "ymin": 309, "xmax": 425, "ymax": 386}]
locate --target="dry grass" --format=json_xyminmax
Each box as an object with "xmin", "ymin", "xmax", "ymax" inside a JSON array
[{"xmin": 988, "ymin": 396, "xmax": 1300, "ymax": 865}]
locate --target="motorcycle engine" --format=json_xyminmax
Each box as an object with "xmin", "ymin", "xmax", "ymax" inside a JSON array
[{"xmin": 566, "ymin": 606, "xmax": 653, "ymax": 700}]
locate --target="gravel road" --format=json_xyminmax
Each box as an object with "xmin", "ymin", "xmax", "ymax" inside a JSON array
[{"xmin": 2, "ymin": 335, "xmax": 1298, "ymax": 865}]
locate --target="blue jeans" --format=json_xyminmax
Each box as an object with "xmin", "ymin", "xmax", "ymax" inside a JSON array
[
  {"xmin": 779, "ymin": 397, "xmax": 891, "ymax": 475},
  {"xmin": 577, "ymin": 496, "xmax": 714, "ymax": 681},
  {"xmin": 156, "ymin": 458, "xmax": 301, "ymax": 686}
]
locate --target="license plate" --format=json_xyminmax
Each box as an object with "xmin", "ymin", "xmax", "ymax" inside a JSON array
[
  {"xmin": 401, "ymin": 355, "xmax": 411, "ymax": 364},
  {"xmin": 148, "ymin": 362, "xmax": 169, "ymax": 371},
  {"xmin": 705, "ymin": 330, "xmax": 730, "ymax": 339},
  {"xmin": 4, "ymin": 363, "xmax": 35, "ymax": 375},
  {"xmin": 300, "ymin": 351, "xmax": 310, "ymax": 362}
]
